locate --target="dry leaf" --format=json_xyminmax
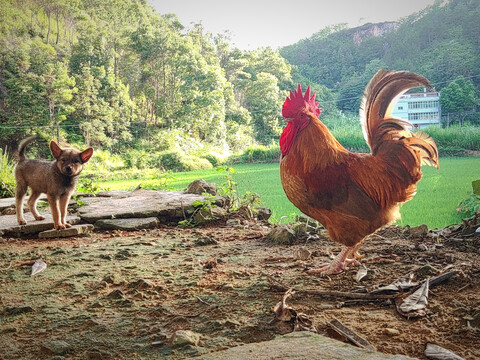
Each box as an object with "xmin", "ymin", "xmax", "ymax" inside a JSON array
[
  {"xmin": 31, "ymin": 259, "xmax": 47, "ymax": 276},
  {"xmin": 272, "ymin": 289, "xmax": 296, "ymax": 321},
  {"xmin": 355, "ymin": 266, "xmax": 368, "ymax": 282},
  {"xmin": 400, "ymin": 279, "xmax": 429, "ymax": 312},
  {"xmin": 397, "ymin": 279, "xmax": 429, "ymax": 318},
  {"xmin": 371, "ymin": 273, "xmax": 417, "ymax": 294},
  {"xmin": 425, "ymin": 343, "xmax": 465, "ymax": 360}
]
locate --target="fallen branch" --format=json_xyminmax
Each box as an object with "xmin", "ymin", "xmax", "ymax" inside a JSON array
[
  {"xmin": 264, "ymin": 273, "xmax": 399, "ymax": 300},
  {"xmin": 264, "ymin": 270, "xmax": 459, "ymax": 301}
]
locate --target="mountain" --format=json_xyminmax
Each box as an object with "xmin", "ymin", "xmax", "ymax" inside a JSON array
[{"xmin": 279, "ymin": 0, "xmax": 480, "ymax": 112}]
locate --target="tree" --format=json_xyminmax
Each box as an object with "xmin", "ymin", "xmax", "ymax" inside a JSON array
[
  {"xmin": 43, "ymin": 62, "xmax": 76, "ymax": 143},
  {"xmin": 440, "ymin": 76, "xmax": 477, "ymax": 126},
  {"xmin": 244, "ymin": 73, "xmax": 284, "ymax": 144}
]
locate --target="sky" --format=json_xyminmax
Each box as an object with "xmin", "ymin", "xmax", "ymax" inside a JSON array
[{"xmin": 147, "ymin": 0, "xmax": 437, "ymax": 50}]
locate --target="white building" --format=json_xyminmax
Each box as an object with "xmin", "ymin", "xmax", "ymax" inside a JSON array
[{"xmin": 391, "ymin": 90, "xmax": 441, "ymax": 128}]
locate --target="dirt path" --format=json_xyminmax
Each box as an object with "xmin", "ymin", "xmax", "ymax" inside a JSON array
[{"xmin": 0, "ymin": 220, "xmax": 479, "ymax": 359}]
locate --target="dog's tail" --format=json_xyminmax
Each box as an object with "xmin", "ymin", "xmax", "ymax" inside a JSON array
[{"xmin": 16, "ymin": 136, "xmax": 37, "ymax": 162}]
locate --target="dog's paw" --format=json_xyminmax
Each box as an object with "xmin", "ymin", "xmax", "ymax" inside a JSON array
[
  {"xmin": 34, "ymin": 216, "xmax": 46, "ymax": 221},
  {"xmin": 55, "ymin": 224, "xmax": 66, "ymax": 230},
  {"xmin": 18, "ymin": 219, "xmax": 27, "ymax": 225},
  {"xmin": 64, "ymin": 223, "xmax": 72, "ymax": 228}
]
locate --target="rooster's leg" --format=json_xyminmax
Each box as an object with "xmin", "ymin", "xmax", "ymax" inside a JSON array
[
  {"xmin": 307, "ymin": 242, "xmax": 364, "ymax": 275},
  {"xmin": 345, "ymin": 243, "xmax": 364, "ymax": 264}
]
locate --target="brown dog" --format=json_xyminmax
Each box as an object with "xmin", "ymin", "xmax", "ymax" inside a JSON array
[{"xmin": 15, "ymin": 136, "xmax": 93, "ymax": 230}]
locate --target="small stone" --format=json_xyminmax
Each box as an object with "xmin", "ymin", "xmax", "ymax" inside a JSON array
[
  {"xmin": 106, "ymin": 289, "xmax": 125, "ymax": 299},
  {"xmin": 267, "ymin": 225, "xmax": 295, "ymax": 245},
  {"xmin": 409, "ymin": 224, "xmax": 429, "ymax": 237},
  {"xmin": 256, "ymin": 207, "xmax": 272, "ymax": 221},
  {"xmin": 191, "ymin": 206, "xmax": 223, "ymax": 225},
  {"xmin": 194, "ymin": 236, "xmax": 218, "ymax": 246},
  {"xmin": 128, "ymin": 279, "xmax": 153, "ymax": 290},
  {"xmin": 226, "ymin": 219, "xmax": 241, "ymax": 226},
  {"xmin": 294, "ymin": 247, "xmax": 312, "ymax": 261},
  {"xmin": 173, "ymin": 330, "xmax": 201, "ymax": 347},
  {"xmin": 41, "ymin": 340, "xmax": 72, "ymax": 355},
  {"xmin": 384, "ymin": 328, "xmax": 400, "ymax": 336},
  {"xmin": 186, "ymin": 179, "xmax": 217, "ymax": 196}
]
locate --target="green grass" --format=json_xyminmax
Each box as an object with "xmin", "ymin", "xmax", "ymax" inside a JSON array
[{"xmin": 96, "ymin": 158, "xmax": 479, "ymax": 229}]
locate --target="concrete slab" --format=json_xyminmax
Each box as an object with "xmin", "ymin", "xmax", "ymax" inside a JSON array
[
  {"xmin": 0, "ymin": 213, "xmax": 81, "ymax": 237},
  {"xmin": 94, "ymin": 217, "xmax": 159, "ymax": 230},
  {"xmin": 38, "ymin": 224, "xmax": 94, "ymax": 238},
  {"xmin": 198, "ymin": 331, "xmax": 418, "ymax": 360}
]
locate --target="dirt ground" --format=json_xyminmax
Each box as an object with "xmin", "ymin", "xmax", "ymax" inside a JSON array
[{"xmin": 0, "ymin": 216, "xmax": 479, "ymax": 360}]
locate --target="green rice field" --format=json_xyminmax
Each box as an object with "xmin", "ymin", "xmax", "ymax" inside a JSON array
[{"xmin": 97, "ymin": 157, "xmax": 479, "ymax": 229}]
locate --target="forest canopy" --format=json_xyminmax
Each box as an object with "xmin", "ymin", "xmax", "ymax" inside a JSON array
[{"xmin": 0, "ymin": 0, "xmax": 479, "ymax": 160}]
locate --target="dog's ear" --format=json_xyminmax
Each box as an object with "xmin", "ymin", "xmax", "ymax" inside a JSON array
[
  {"xmin": 80, "ymin": 148, "xmax": 94, "ymax": 163},
  {"xmin": 50, "ymin": 141, "xmax": 63, "ymax": 159}
]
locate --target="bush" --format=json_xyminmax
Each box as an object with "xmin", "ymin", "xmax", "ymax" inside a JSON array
[
  {"xmin": 422, "ymin": 125, "xmax": 480, "ymax": 155},
  {"xmin": 230, "ymin": 144, "xmax": 281, "ymax": 164},
  {"xmin": 0, "ymin": 148, "xmax": 16, "ymax": 198},
  {"xmin": 157, "ymin": 151, "xmax": 213, "ymax": 172},
  {"xmin": 157, "ymin": 151, "xmax": 185, "ymax": 171}
]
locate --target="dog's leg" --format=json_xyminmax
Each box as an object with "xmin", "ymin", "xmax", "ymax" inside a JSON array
[
  {"xmin": 27, "ymin": 191, "xmax": 46, "ymax": 221},
  {"xmin": 47, "ymin": 195, "xmax": 64, "ymax": 230},
  {"xmin": 59, "ymin": 193, "xmax": 72, "ymax": 228},
  {"xmin": 15, "ymin": 184, "xmax": 28, "ymax": 225}
]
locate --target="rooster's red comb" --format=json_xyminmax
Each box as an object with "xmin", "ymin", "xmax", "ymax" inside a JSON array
[{"xmin": 282, "ymin": 85, "xmax": 321, "ymax": 118}]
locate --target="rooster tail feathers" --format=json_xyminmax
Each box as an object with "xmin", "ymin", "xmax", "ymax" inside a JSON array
[
  {"xmin": 404, "ymin": 132, "xmax": 440, "ymax": 169},
  {"xmin": 360, "ymin": 69, "xmax": 432, "ymax": 150},
  {"xmin": 359, "ymin": 69, "xmax": 438, "ymax": 169}
]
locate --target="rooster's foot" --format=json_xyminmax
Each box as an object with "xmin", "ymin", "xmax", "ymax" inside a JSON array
[{"xmin": 306, "ymin": 262, "xmax": 345, "ymax": 275}]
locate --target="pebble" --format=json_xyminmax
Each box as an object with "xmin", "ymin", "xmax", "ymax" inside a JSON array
[
  {"xmin": 173, "ymin": 330, "xmax": 201, "ymax": 347},
  {"xmin": 384, "ymin": 328, "xmax": 400, "ymax": 336}
]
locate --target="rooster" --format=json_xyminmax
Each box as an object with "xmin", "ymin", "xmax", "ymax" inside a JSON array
[{"xmin": 280, "ymin": 69, "xmax": 439, "ymax": 275}]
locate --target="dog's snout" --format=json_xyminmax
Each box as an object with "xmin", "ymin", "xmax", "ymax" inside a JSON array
[{"xmin": 65, "ymin": 166, "xmax": 73, "ymax": 174}]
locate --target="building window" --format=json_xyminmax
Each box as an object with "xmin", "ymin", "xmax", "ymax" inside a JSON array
[
  {"xmin": 408, "ymin": 100, "xmax": 439, "ymax": 109},
  {"xmin": 408, "ymin": 112, "xmax": 439, "ymax": 121},
  {"xmin": 398, "ymin": 106, "xmax": 403, "ymax": 110}
]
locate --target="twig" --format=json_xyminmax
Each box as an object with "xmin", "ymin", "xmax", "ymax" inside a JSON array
[
  {"xmin": 167, "ymin": 304, "xmax": 218, "ymax": 318},
  {"xmin": 264, "ymin": 272, "xmax": 398, "ymax": 300},
  {"xmin": 196, "ymin": 296, "xmax": 214, "ymax": 306}
]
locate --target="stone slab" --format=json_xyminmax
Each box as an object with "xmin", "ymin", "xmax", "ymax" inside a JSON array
[
  {"xmin": 198, "ymin": 332, "xmax": 418, "ymax": 360},
  {"xmin": 0, "ymin": 213, "xmax": 81, "ymax": 237},
  {"xmin": 0, "ymin": 196, "xmax": 50, "ymax": 210},
  {"xmin": 94, "ymin": 217, "xmax": 159, "ymax": 230},
  {"xmin": 38, "ymin": 224, "xmax": 94, "ymax": 238},
  {"xmin": 77, "ymin": 189, "xmax": 207, "ymax": 223}
]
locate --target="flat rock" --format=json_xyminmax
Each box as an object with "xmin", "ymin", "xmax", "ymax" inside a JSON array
[
  {"xmin": 94, "ymin": 217, "xmax": 159, "ymax": 230},
  {"xmin": 199, "ymin": 332, "xmax": 417, "ymax": 360},
  {"xmin": 38, "ymin": 224, "xmax": 94, "ymax": 238},
  {"xmin": 0, "ymin": 213, "xmax": 81, "ymax": 237},
  {"xmin": 0, "ymin": 197, "xmax": 16, "ymax": 212},
  {"xmin": 77, "ymin": 189, "xmax": 208, "ymax": 223}
]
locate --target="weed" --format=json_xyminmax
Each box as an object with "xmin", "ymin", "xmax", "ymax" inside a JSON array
[
  {"xmin": 77, "ymin": 178, "xmax": 104, "ymax": 195},
  {"xmin": 0, "ymin": 148, "xmax": 16, "ymax": 198}
]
